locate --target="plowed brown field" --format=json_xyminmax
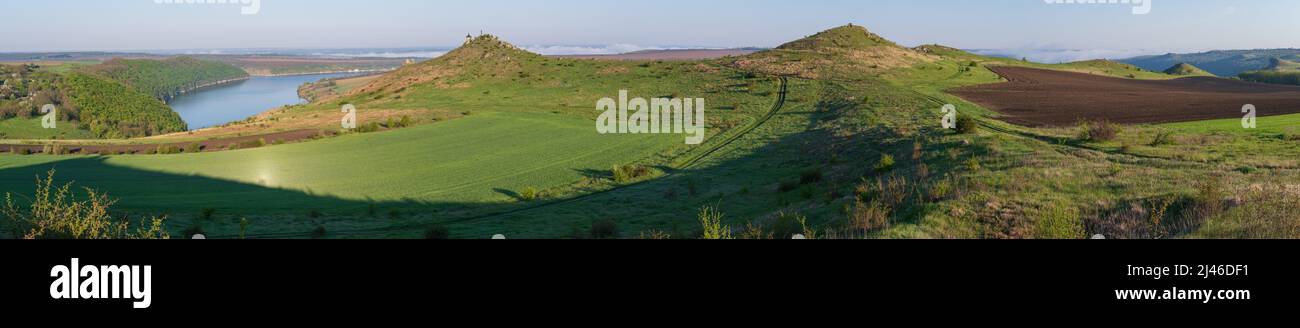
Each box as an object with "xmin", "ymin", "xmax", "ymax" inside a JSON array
[{"xmin": 951, "ymin": 66, "xmax": 1300, "ymax": 127}]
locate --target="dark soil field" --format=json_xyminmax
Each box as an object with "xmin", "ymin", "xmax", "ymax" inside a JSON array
[{"xmin": 951, "ymin": 66, "xmax": 1300, "ymax": 127}]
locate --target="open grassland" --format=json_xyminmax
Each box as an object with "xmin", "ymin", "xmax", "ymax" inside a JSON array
[
  {"xmin": 7, "ymin": 26, "xmax": 1300, "ymax": 239},
  {"xmin": 0, "ymin": 111, "xmax": 678, "ymax": 209},
  {"xmin": 0, "ymin": 117, "xmax": 95, "ymax": 140}
]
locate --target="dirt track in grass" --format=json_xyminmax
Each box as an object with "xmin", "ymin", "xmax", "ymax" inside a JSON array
[{"xmin": 950, "ymin": 66, "xmax": 1300, "ymax": 127}]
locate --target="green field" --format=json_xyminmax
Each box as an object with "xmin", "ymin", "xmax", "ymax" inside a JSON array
[
  {"xmin": 6, "ymin": 26, "xmax": 1300, "ymax": 239},
  {"xmin": 0, "ymin": 111, "xmax": 677, "ymax": 208},
  {"xmin": 0, "ymin": 117, "xmax": 95, "ymax": 140}
]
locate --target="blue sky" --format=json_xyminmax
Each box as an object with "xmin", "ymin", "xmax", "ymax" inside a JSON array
[{"xmin": 2, "ymin": 0, "xmax": 1297, "ymax": 61}]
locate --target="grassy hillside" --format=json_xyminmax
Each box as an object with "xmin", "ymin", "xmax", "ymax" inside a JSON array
[
  {"xmin": 727, "ymin": 24, "xmax": 938, "ymax": 80},
  {"xmin": 6, "ymin": 26, "xmax": 1299, "ymax": 239},
  {"xmin": 1238, "ymin": 58, "xmax": 1300, "ymax": 86},
  {"xmin": 1122, "ymin": 49, "xmax": 1300, "ymax": 77},
  {"xmin": 85, "ymin": 57, "xmax": 248, "ymax": 101},
  {"xmin": 1162, "ymin": 63, "xmax": 1214, "ymax": 76}
]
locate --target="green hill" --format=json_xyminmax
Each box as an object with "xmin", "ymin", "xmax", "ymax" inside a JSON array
[
  {"xmin": 727, "ymin": 24, "xmax": 937, "ymax": 80},
  {"xmin": 1162, "ymin": 63, "xmax": 1214, "ymax": 76},
  {"xmin": 84, "ymin": 57, "xmax": 248, "ymax": 101},
  {"xmin": 1262, "ymin": 57, "xmax": 1300, "ymax": 71},
  {"xmin": 1237, "ymin": 58, "xmax": 1300, "ymax": 86},
  {"xmin": 6, "ymin": 25, "xmax": 1298, "ymax": 239},
  {"xmin": 1122, "ymin": 49, "xmax": 1300, "ymax": 77}
]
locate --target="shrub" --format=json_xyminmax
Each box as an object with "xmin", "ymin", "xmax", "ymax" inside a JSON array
[
  {"xmin": 184, "ymin": 142, "xmax": 201, "ymax": 153},
  {"xmin": 2, "ymin": 169, "xmax": 168, "ymax": 239},
  {"xmin": 698, "ymin": 206, "xmax": 732, "ymax": 239},
  {"xmin": 611, "ymin": 164, "xmax": 650, "ymax": 183},
  {"xmin": 770, "ymin": 211, "xmax": 810, "ymax": 239},
  {"xmin": 848, "ymin": 199, "xmax": 890, "ymax": 232},
  {"xmin": 424, "ymin": 225, "xmax": 450, "ymax": 239},
  {"xmin": 1149, "ymin": 131, "xmax": 1175, "ymax": 146},
  {"xmin": 955, "ymin": 115, "xmax": 979, "ymax": 134},
  {"xmin": 308, "ymin": 210, "xmax": 322, "ymax": 218},
  {"xmin": 1078, "ymin": 120, "xmax": 1118, "ymax": 142},
  {"xmin": 965, "ymin": 158, "xmax": 981, "ymax": 171},
  {"xmin": 388, "ymin": 209, "xmax": 401, "ymax": 219},
  {"xmin": 518, "ymin": 186, "xmax": 539, "ymax": 202},
  {"xmin": 1036, "ymin": 204, "xmax": 1083, "ymax": 239},
  {"xmin": 590, "ymin": 219, "xmax": 619, "ymax": 239},
  {"xmin": 875, "ymin": 154, "xmax": 896, "ymax": 173},
  {"xmin": 156, "ymin": 145, "xmax": 181, "ymax": 154},
  {"xmin": 200, "ymin": 208, "xmax": 216, "ymax": 221},
  {"xmin": 928, "ymin": 178, "xmax": 953, "ymax": 201}
]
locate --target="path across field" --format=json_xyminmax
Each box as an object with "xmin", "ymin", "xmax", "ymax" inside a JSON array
[{"xmin": 950, "ymin": 66, "xmax": 1300, "ymax": 127}]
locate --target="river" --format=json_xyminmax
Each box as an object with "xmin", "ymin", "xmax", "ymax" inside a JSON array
[{"xmin": 168, "ymin": 73, "xmax": 358, "ymax": 130}]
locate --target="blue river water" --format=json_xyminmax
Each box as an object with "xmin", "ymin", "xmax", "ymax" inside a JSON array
[{"xmin": 168, "ymin": 73, "xmax": 356, "ymax": 129}]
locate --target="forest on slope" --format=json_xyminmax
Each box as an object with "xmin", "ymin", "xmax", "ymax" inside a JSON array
[
  {"xmin": 0, "ymin": 57, "xmax": 243, "ymax": 139},
  {"xmin": 84, "ymin": 57, "xmax": 249, "ymax": 101}
]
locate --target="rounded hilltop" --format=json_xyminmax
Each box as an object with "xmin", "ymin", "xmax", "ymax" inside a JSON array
[
  {"xmin": 352, "ymin": 33, "xmax": 542, "ymax": 95},
  {"xmin": 728, "ymin": 23, "xmax": 936, "ymax": 80},
  {"xmin": 1162, "ymin": 63, "xmax": 1214, "ymax": 76},
  {"xmin": 776, "ymin": 23, "xmax": 901, "ymax": 51}
]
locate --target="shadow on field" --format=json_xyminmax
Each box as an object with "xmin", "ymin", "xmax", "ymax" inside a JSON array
[{"xmin": 0, "ymin": 78, "xmax": 979, "ymax": 239}]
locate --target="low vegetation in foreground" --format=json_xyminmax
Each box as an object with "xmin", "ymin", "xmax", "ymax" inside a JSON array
[{"xmin": 3, "ymin": 25, "xmax": 1299, "ymax": 239}]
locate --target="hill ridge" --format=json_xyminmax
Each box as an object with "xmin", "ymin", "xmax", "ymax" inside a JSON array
[{"xmin": 1162, "ymin": 62, "xmax": 1213, "ymax": 76}]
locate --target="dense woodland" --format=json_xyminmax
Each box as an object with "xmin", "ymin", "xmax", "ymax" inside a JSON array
[
  {"xmin": 1238, "ymin": 70, "xmax": 1300, "ymax": 86},
  {"xmin": 1, "ymin": 57, "xmax": 246, "ymax": 138},
  {"xmin": 86, "ymin": 57, "xmax": 249, "ymax": 101}
]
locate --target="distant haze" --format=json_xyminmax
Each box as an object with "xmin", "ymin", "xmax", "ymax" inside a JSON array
[{"xmin": 4, "ymin": 0, "xmax": 1300, "ymax": 62}]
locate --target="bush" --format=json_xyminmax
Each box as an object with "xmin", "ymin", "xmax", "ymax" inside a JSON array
[
  {"xmin": 590, "ymin": 219, "xmax": 619, "ymax": 239},
  {"xmin": 1149, "ymin": 131, "xmax": 1175, "ymax": 146},
  {"xmin": 848, "ymin": 199, "xmax": 890, "ymax": 232},
  {"xmin": 2, "ymin": 169, "xmax": 168, "ymax": 239},
  {"xmin": 928, "ymin": 178, "xmax": 953, "ymax": 201},
  {"xmin": 200, "ymin": 208, "xmax": 216, "ymax": 221},
  {"xmin": 308, "ymin": 210, "xmax": 322, "ymax": 218},
  {"xmin": 611, "ymin": 164, "xmax": 650, "ymax": 183},
  {"xmin": 698, "ymin": 206, "xmax": 732, "ymax": 239},
  {"xmin": 875, "ymin": 154, "xmax": 896, "ymax": 173},
  {"xmin": 770, "ymin": 211, "xmax": 810, "ymax": 239},
  {"xmin": 184, "ymin": 142, "xmax": 201, "ymax": 153},
  {"xmin": 955, "ymin": 116, "xmax": 979, "ymax": 134},
  {"xmin": 388, "ymin": 209, "xmax": 401, "ymax": 219},
  {"xmin": 1036, "ymin": 204, "xmax": 1083, "ymax": 239},
  {"xmin": 424, "ymin": 225, "xmax": 450, "ymax": 239},
  {"xmin": 1078, "ymin": 120, "xmax": 1118, "ymax": 142},
  {"xmin": 518, "ymin": 186, "xmax": 539, "ymax": 202}
]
